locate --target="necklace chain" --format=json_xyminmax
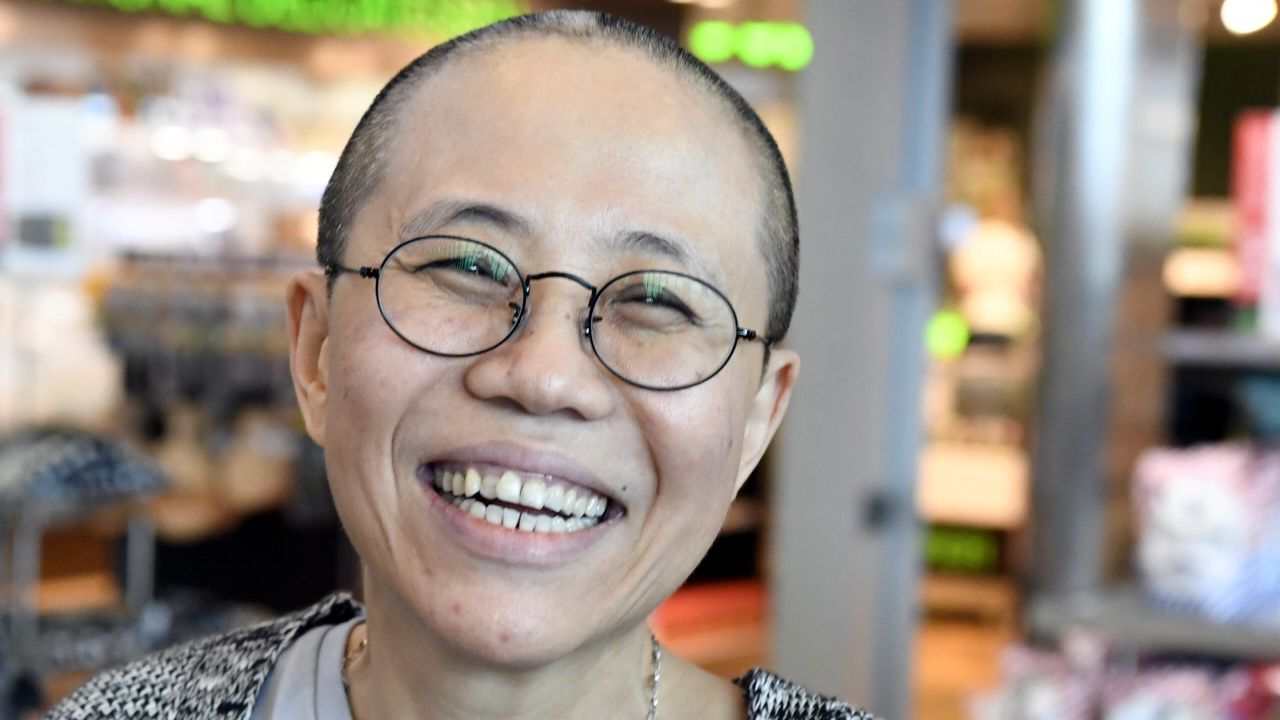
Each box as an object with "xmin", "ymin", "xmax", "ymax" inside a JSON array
[
  {"xmin": 648, "ymin": 632, "xmax": 661, "ymax": 720},
  {"xmin": 343, "ymin": 626, "xmax": 661, "ymax": 720}
]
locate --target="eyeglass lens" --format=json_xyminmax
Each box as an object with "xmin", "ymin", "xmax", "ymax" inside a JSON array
[{"xmin": 374, "ymin": 237, "xmax": 741, "ymax": 389}]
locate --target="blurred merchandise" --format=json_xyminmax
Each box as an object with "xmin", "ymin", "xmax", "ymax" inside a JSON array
[
  {"xmin": 969, "ymin": 645, "xmax": 1097, "ymax": 720},
  {"xmin": 1133, "ymin": 444, "xmax": 1280, "ymax": 626},
  {"xmin": 0, "ymin": 278, "xmax": 123, "ymax": 434},
  {"xmin": 0, "ymin": 428, "xmax": 161, "ymax": 716},
  {"xmin": 1232, "ymin": 109, "xmax": 1280, "ymax": 338},
  {"xmin": 98, "ymin": 252, "xmax": 301, "ymax": 429},
  {"xmin": 971, "ymin": 640, "xmax": 1249, "ymax": 720},
  {"xmin": 1238, "ymin": 375, "xmax": 1280, "ymax": 440},
  {"xmin": 1165, "ymin": 201, "xmax": 1239, "ymax": 299},
  {"xmin": 925, "ymin": 526, "xmax": 1003, "ymax": 576},
  {"xmin": 1224, "ymin": 663, "xmax": 1280, "ymax": 719},
  {"xmin": 949, "ymin": 218, "xmax": 1041, "ymax": 339},
  {"xmin": 0, "ymin": 93, "xmax": 93, "ymax": 278},
  {"xmin": 918, "ymin": 118, "xmax": 1041, "ymax": 699},
  {"xmin": 1101, "ymin": 668, "xmax": 1224, "ymax": 720},
  {"xmin": 1232, "ymin": 110, "xmax": 1270, "ymax": 309},
  {"xmin": 918, "ymin": 444, "xmax": 1028, "ymax": 529}
]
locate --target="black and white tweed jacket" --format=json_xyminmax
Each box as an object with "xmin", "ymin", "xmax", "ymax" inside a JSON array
[{"xmin": 44, "ymin": 593, "xmax": 874, "ymax": 720}]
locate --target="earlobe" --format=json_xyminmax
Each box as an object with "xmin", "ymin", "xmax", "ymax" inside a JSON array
[
  {"xmin": 735, "ymin": 348, "xmax": 800, "ymax": 492},
  {"xmin": 287, "ymin": 271, "xmax": 331, "ymax": 446}
]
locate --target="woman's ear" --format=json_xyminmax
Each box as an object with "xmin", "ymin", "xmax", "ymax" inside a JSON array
[
  {"xmin": 735, "ymin": 348, "xmax": 800, "ymax": 492},
  {"xmin": 287, "ymin": 271, "xmax": 331, "ymax": 446}
]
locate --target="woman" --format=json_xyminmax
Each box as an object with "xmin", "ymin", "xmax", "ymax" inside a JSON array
[{"xmin": 48, "ymin": 11, "xmax": 873, "ymax": 720}]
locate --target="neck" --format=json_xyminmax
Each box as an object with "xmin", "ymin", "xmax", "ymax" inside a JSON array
[{"xmin": 348, "ymin": 573, "xmax": 656, "ymax": 720}]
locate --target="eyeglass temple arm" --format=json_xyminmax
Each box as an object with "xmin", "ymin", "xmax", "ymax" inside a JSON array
[
  {"xmin": 323, "ymin": 262, "xmax": 380, "ymax": 279},
  {"xmin": 737, "ymin": 327, "xmax": 774, "ymax": 348}
]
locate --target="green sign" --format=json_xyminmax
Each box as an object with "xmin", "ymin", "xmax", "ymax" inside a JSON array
[
  {"xmin": 59, "ymin": 0, "xmax": 525, "ymax": 38},
  {"xmin": 925, "ymin": 526, "xmax": 1000, "ymax": 574},
  {"xmin": 687, "ymin": 21, "xmax": 813, "ymax": 71}
]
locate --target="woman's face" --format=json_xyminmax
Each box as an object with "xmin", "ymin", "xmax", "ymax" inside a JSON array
[{"xmin": 289, "ymin": 38, "xmax": 797, "ymax": 667}]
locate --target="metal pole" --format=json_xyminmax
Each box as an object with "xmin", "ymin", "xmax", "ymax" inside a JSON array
[
  {"xmin": 124, "ymin": 515, "xmax": 155, "ymax": 617},
  {"xmin": 10, "ymin": 516, "xmax": 40, "ymax": 661},
  {"xmin": 1029, "ymin": 0, "xmax": 1140, "ymax": 597},
  {"xmin": 772, "ymin": 1, "xmax": 953, "ymax": 717}
]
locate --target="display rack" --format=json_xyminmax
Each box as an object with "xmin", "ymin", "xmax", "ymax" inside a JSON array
[
  {"xmin": 1028, "ymin": 329, "xmax": 1280, "ymax": 664},
  {"xmin": 1030, "ymin": 588, "xmax": 1280, "ymax": 661},
  {"xmin": 1162, "ymin": 329, "xmax": 1280, "ymax": 369}
]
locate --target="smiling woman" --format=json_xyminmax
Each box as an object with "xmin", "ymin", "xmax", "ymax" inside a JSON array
[{"xmin": 44, "ymin": 10, "xmax": 872, "ymax": 720}]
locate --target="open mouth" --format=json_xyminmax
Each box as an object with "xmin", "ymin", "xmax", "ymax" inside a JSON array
[{"xmin": 423, "ymin": 464, "xmax": 624, "ymax": 534}]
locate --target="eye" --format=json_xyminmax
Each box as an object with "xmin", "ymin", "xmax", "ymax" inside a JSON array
[
  {"xmin": 419, "ymin": 249, "xmax": 512, "ymax": 284},
  {"xmin": 616, "ymin": 283, "xmax": 698, "ymax": 321},
  {"xmin": 602, "ymin": 273, "xmax": 707, "ymax": 330}
]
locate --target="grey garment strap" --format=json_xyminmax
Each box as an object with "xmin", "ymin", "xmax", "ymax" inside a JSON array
[{"xmin": 249, "ymin": 617, "xmax": 361, "ymax": 720}]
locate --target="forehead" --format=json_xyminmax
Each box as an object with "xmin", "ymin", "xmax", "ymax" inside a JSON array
[{"xmin": 360, "ymin": 37, "xmax": 767, "ymax": 299}]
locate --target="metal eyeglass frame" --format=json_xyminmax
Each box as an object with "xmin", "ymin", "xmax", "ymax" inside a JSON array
[{"xmin": 323, "ymin": 234, "xmax": 773, "ymax": 391}]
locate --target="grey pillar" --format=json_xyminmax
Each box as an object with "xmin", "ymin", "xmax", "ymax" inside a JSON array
[
  {"xmin": 11, "ymin": 515, "xmax": 42, "ymax": 658},
  {"xmin": 1029, "ymin": 0, "xmax": 1141, "ymax": 597},
  {"xmin": 125, "ymin": 515, "xmax": 156, "ymax": 616},
  {"xmin": 771, "ymin": 2, "xmax": 953, "ymax": 718}
]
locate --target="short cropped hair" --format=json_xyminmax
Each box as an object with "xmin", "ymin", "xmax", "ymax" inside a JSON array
[{"xmin": 317, "ymin": 10, "xmax": 799, "ymax": 343}]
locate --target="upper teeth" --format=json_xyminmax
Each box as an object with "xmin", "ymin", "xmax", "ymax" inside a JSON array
[{"xmin": 432, "ymin": 467, "xmax": 608, "ymax": 526}]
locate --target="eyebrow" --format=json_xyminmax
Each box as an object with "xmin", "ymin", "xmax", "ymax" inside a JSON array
[
  {"xmin": 614, "ymin": 229, "xmax": 722, "ymax": 286},
  {"xmin": 400, "ymin": 199, "xmax": 535, "ymax": 242}
]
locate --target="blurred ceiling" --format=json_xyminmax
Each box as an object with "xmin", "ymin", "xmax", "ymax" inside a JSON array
[{"xmin": 570, "ymin": 0, "xmax": 1280, "ymax": 46}]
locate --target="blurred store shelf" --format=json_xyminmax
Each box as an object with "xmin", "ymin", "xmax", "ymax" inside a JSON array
[
  {"xmin": 918, "ymin": 442, "xmax": 1028, "ymax": 529},
  {"xmin": 1030, "ymin": 588, "xmax": 1280, "ymax": 661},
  {"xmin": 1163, "ymin": 329, "xmax": 1280, "ymax": 369},
  {"xmin": 921, "ymin": 574, "xmax": 1019, "ymax": 635}
]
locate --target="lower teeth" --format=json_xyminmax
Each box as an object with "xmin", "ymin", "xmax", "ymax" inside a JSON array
[{"xmin": 447, "ymin": 493, "xmax": 598, "ymax": 533}]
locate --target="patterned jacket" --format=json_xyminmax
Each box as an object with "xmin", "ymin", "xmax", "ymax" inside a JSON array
[{"xmin": 45, "ymin": 594, "xmax": 874, "ymax": 720}]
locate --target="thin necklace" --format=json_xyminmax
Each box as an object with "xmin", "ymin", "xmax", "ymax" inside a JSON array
[
  {"xmin": 343, "ymin": 628, "xmax": 663, "ymax": 719},
  {"xmin": 647, "ymin": 632, "xmax": 662, "ymax": 720}
]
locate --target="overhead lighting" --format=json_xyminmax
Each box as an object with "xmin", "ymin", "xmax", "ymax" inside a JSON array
[
  {"xmin": 193, "ymin": 198, "xmax": 238, "ymax": 235},
  {"xmin": 687, "ymin": 21, "xmax": 814, "ymax": 72},
  {"xmin": 1162, "ymin": 248, "xmax": 1240, "ymax": 298},
  {"xmin": 193, "ymin": 127, "xmax": 233, "ymax": 164},
  {"xmin": 1221, "ymin": 0, "xmax": 1278, "ymax": 35},
  {"xmin": 150, "ymin": 125, "xmax": 192, "ymax": 162}
]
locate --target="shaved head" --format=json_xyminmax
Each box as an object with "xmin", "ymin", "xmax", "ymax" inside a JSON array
[{"xmin": 318, "ymin": 10, "xmax": 799, "ymax": 342}]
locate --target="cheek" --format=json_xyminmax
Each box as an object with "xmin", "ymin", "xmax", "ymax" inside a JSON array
[
  {"xmin": 643, "ymin": 386, "xmax": 749, "ymax": 499},
  {"xmin": 322, "ymin": 322, "xmax": 450, "ymax": 493},
  {"xmin": 329, "ymin": 342, "xmax": 399, "ymax": 438}
]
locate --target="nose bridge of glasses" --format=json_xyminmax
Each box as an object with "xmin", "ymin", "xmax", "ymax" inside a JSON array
[
  {"xmin": 518, "ymin": 271, "xmax": 600, "ymax": 336},
  {"xmin": 523, "ymin": 271, "xmax": 598, "ymax": 296}
]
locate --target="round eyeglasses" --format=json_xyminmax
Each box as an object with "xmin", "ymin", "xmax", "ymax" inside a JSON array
[{"xmin": 324, "ymin": 235, "xmax": 772, "ymax": 391}]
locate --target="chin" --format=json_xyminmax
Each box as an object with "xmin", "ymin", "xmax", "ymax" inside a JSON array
[{"xmin": 383, "ymin": 567, "xmax": 624, "ymax": 669}]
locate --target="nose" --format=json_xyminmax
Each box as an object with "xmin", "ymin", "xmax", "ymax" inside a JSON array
[{"xmin": 463, "ymin": 276, "xmax": 615, "ymax": 421}]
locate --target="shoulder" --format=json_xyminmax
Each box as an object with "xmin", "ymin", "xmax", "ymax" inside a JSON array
[
  {"xmin": 736, "ymin": 668, "xmax": 879, "ymax": 720},
  {"xmin": 43, "ymin": 593, "xmax": 362, "ymax": 720}
]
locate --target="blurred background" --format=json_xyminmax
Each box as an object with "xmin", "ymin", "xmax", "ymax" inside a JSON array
[{"xmin": 0, "ymin": 0, "xmax": 1278, "ymax": 718}]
